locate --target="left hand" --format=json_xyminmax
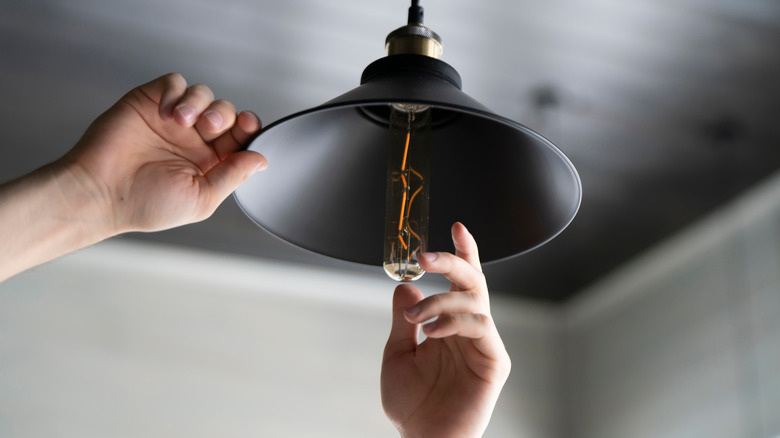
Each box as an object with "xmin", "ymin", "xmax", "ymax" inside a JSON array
[
  {"xmin": 0, "ymin": 73, "xmax": 266, "ymax": 282},
  {"xmin": 61, "ymin": 72, "xmax": 266, "ymax": 235},
  {"xmin": 381, "ymin": 222, "xmax": 511, "ymax": 438}
]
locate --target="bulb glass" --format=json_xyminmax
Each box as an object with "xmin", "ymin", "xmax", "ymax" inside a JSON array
[{"xmin": 383, "ymin": 103, "xmax": 431, "ymax": 281}]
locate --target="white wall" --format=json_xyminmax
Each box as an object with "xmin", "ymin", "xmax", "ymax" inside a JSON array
[
  {"xmin": 6, "ymin": 177, "xmax": 780, "ymax": 438},
  {"xmin": 563, "ymin": 169, "xmax": 780, "ymax": 438},
  {"xmin": 0, "ymin": 238, "xmax": 562, "ymax": 438}
]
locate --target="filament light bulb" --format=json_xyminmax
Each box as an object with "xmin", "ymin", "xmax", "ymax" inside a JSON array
[{"xmin": 383, "ymin": 103, "xmax": 432, "ymax": 281}]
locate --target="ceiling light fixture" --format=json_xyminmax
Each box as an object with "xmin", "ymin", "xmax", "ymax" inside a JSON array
[{"xmin": 234, "ymin": 0, "xmax": 582, "ymax": 280}]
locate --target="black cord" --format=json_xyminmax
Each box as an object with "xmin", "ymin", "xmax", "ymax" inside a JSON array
[{"xmin": 408, "ymin": 0, "xmax": 424, "ymax": 24}]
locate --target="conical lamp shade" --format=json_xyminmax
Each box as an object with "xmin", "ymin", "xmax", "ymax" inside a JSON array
[{"xmin": 234, "ymin": 54, "xmax": 581, "ymax": 265}]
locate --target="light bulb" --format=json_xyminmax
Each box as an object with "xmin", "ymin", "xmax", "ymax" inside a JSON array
[{"xmin": 383, "ymin": 103, "xmax": 432, "ymax": 281}]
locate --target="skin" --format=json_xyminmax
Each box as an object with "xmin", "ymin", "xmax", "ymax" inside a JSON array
[
  {"xmin": 0, "ymin": 73, "xmax": 266, "ymax": 282},
  {"xmin": 382, "ymin": 222, "xmax": 512, "ymax": 438},
  {"xmin": 0, "ymin": 74, "xmax": 511, "ymax": 437}
]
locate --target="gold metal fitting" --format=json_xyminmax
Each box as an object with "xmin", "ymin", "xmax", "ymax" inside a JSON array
[{"xmin": 385, "ymin": 24, "xmax": 443, "ymax": 59}]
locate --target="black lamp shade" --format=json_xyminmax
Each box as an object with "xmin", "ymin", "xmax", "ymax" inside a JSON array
[{"xmin": 234, "ymin": 54, "xmax": 581, "ymax": 265}]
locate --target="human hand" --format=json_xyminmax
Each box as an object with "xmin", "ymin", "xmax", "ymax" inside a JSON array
[
  {"xmin": 381, "ymin": 223, "xmax": 511, "ymax": 438},
  {"xmin": 0, "ymin": 73, "xmax": 266, "ymax": 282},
  {"xmin": 61, "ymin": 72, "xmax": 267, "ymax": 235}
]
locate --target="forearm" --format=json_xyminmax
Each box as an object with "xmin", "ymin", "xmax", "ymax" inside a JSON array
[{"xmin": 0, "ymin": 160, "xmax": 115, "ymax": 282}]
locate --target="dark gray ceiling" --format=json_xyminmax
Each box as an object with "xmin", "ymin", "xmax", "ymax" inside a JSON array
[{"xmin": 2, "ymin": 0, "xmax": 779, "ymax": 301}]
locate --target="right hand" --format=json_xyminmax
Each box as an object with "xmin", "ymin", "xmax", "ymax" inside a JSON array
[{"xmin": 381, "ymin": 223, "xmax": 512, "ymax": 438}]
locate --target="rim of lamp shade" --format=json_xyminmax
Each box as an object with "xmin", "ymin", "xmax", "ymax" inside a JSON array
[{"xmin": 234, "ymin": 54, "xmax": 582, "ymax": 266}]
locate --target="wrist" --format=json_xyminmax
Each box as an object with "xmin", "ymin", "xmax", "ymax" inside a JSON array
[
  {"xmin": 50, "ymin": 156, "xmax": 120, "ymax": 241},
  {"xmin": 0, "ymin": 159, "xmax": 117, "ymax": 281}
]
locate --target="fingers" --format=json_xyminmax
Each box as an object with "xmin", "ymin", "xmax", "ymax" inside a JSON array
[
  {"xmin": 210, "ymin": 110, "xmax": 263, "ymax": 160},
  {"xmin": 172, "ymin": 83, "xmax": 216, "ymax": 127},
  {"xmin": 405, "ymin": 289, "xmax": 486, "ymax": 327},
  {"xmin": 152, "ymin": 73, "xmax": 188, "ymax": 120},
  {"xmin": 234, "ymin": 111, "xmax": 262, "ymax": 144},
  {"xmin": 163, "ymin": 78, "xmax": 262, "ymax": 153},
  {"xmin": 451, "ymin": 222, "xmax": 482, "ymax": 272},
  {"xmin": 145, "ymin": 73, "xmax": 263, "ymax": 159},
  {"xmin": 418, "ymin": 250, "xmax": 486, "ymax": 293},
  {"xmin": 395, "ymin": 222, "xmax": 510, "ymax": 371},
  {"xmin": 152, "ymin": 74, "xmax": 216, "ymax": 127},
  {"xmin": 405, "ymin": 290, "xmax": 506, "ymax": 360},
  {"xmin": 384, "ymin": 284, "xmax": 425, "ymax": 357},
  {"xmin": 421, "ymin": 312, "xmax": 492, "ymax": 339},
  {"xmin": 200, "ymin": 150, "xmax": 267, "ymax": 214},
  {"xmin": 194, "ymin": 99, "xmax": 237, "ymax": 143},
  {"xmin": 422, "ymin": 311, "xmax": 509, "ymax": 364},
  {"xmin": 404, "ymin": 221, "xmax": 492, "ymax": 338}
]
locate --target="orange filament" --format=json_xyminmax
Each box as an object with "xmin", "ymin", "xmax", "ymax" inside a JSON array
[
  {"xmin": 409, "ymin": 225, "xmax": 422, "ymax": 243},
  {"xmin": 398, "ymin": 190, "xmax": 407, "ymax": 231},
  {"xmin": 394, "ymin": 122, "xmax": 422, "ymax": 263},
  {"xmin": 397, "ymin": 130, "xmax": 412, "ymax": 234},
  {"xmin": 400, "ymin": 131, "xmax": 410, "ymax": 171},
  {"xmin": 408, "ymin": 185, "xmax": 423, "ymax": 210}
]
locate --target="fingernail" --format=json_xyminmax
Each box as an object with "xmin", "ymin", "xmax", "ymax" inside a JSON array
[
  {"xmin": 203, "ymin": 110, "xmax": 223, "ymax": 129},
  {"xmin": 420, "ymin": 252, "xmax": 438, "ymax": 262},
  {"xmin": 254, "ymin": 160, "xmax": 267, "ymax": 173},
  {"xmin": 405, "ymin": 304, "xmax": 421, "ymax": 317},
  {"xmin": 422, "ymin": 320, "xmax": 438, "ymax": 333},
  {"xmin": 245, "ymin": 110, "xmax": 260, "ymax": 125},
  {"xmin": 175, "ymin": 104, "xmax": 197, "ymax": 125}
]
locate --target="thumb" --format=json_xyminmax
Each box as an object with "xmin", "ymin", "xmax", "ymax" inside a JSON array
[
  {"xmin": 384, "ymin": 284, "xmax": 424, "ymax": 357},
  {"xmin": 203, "ymin": 150, "xmax": 267, "ymax": 208}
]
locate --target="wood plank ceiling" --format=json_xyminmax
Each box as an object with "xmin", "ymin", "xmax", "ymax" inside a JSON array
[{"xmin": 1, "ymin": 0, "xmax": 779, "ymax": 300}]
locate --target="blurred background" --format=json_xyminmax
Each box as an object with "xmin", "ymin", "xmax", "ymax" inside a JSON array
[{"xmin": 1, "ymin": 0, "xmax": 779, "ymax": 436}]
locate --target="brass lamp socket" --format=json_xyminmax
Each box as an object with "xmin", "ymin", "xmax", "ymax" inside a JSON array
[{"xmin": 385, "ymin": 24, "xmax": 443, "ymax": 59}]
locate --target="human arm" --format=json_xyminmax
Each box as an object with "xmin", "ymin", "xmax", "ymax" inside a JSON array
[
  {"xmin": 381, "ymin": 222, "xmax": 512, "ymax": 438},
  {"xmin": 0, "ymin": 73, "xmax": 266, "ymax": 282}
]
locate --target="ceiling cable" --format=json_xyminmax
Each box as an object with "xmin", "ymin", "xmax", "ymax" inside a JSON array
[{"xmin": 408, "ymin": 0, "xmax": 424, "ymax": 24}]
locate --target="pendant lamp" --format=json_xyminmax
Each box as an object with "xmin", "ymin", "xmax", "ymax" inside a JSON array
[{"xmin": 234, "ymin": 0, "xmax": 581, "ymax": 280}]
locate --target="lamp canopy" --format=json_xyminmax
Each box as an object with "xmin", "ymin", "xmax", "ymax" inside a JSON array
[{"xmin": 234, "ymin": 51, "xmax": 581, "ymax": 265}]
